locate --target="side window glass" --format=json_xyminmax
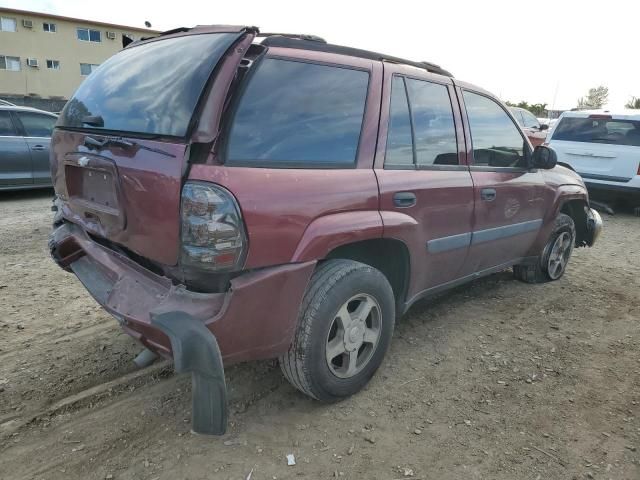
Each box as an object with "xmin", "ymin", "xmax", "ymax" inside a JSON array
[
  {"xmin": 522, "ymin": 110, "xmax": 540, "ymax": 129},
  {"xmin": 16, "ymin": 112, "xmax": 56, "ymax": 137},
  {"xmin": 405, "ymin": 78, "xmax": 458, "ymax": 166},
  {"xmin": 226, "ymin": 58, "xmax": 369, "ymax": 165},
  {"xmin": 0, "ymin": 111, "xmax": 17, "ymax": 136},
  {"xmin": 385, "ymin": 77, "xmax": 413, "ymax": 167},
  {"xmin": 463, "ymin": 91, "xmax": 528, "ymax": 168}
]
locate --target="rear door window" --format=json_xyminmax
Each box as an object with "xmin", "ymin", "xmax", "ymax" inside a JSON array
[
  {"xmin": 225, "ymin": 58, "xmax": 369, "ymax": 166},
  {"xmin": 384, "ymin": 76, "xmax": 458, "ymax": 168},
  {"xmin": 15, "ymin": 112, "xmax": 56, "ymax": 137},
  {"xmin": 385, "ymin": 77, "xmax": 414, "ymax": 167},
  {"xmin": 0, "ymin": 111, "xmax": 17, "ymax": 136},
  {"xmin": 463, "ymin": 91, "xmax": 528, "ymax": 168},
  {"xmin": 406, "ymin": 78, "xmax": 458, "ymax": 166},
  {"xmin": 552, "ymin": 117, "xmax": 640, "ymax": 147}
]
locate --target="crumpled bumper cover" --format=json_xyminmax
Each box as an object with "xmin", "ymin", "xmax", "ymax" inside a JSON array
[{"xmin": 49, "ymin": 222, "xmax": 316, "ymax": 435}]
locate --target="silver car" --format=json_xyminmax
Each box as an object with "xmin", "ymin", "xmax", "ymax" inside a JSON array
[{"xmin": 0, "ymin": 105, "xmax": 57, "ymax": 190}]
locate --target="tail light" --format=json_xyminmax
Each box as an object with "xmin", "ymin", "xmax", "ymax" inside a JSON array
[{"xmin": 180, "ymin": 182, "xmax": 247, "ymax": 272}]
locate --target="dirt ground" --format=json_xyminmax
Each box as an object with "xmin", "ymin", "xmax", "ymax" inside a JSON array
[{"xmin": 0, "ymin": 189, "xmax": 638, "ymax": 480}]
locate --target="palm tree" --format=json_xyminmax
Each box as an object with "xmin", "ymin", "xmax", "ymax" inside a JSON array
[{"xmin": 625, "ymin": 97, "xmax": 640, "ymax": 109}]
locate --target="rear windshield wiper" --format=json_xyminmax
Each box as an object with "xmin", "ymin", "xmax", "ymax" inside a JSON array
[
  {"xmin": 82, "ymin": 115, "xmax": 104, "ymax": 127},
  {"xmin": 84, "ymin": 135, "xmax": 176, "ymax": 158}
]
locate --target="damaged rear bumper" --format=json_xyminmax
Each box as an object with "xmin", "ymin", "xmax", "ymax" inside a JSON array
[{"xmin": 49, "ymin": 222, "xmax": 315, "ymax": 434}]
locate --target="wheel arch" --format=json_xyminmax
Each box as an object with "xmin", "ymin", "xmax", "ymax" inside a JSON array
[
  {"xmin": 559, "ymin": 198, "xmax": 590, "ymax": 246},
  {"xmin": 324, "ymin": 238, "xmax": 411, "ymax": 316}
]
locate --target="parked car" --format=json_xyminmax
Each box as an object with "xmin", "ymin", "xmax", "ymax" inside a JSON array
[
  {"xmin": 509, "ymin": 106, "xmax": 549, "ymax": 146},
  {"xmin": 48, "ymin": 25, "xmax": 602, "ymax": 435},
  {"xmin": 546, "ymin": 110, "xmax": 640, "ymax": 204},
  {"xmin": 0, "ymin": 105, "xmax": 57, "ymax": 190}
]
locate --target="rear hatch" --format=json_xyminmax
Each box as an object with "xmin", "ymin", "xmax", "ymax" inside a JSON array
[
  {"xmin": 51, "ymin": 27, "xmax": 253, "ymax": 266},
  {"xmin": 549, "ymin": 114, "xmax": 640, "ymax": 183}
]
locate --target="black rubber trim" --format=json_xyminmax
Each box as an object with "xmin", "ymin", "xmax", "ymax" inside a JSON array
[
  {"xmin": 151, "ymin": 311, "xmax": 228, "ymax": 435},
  {"xmin": 578, "ymin": 172, "xmax": 632, "ymax": 183},
  {"xmin": 427, "ymin": 232, "xmax": 471, "ymax": 253}
]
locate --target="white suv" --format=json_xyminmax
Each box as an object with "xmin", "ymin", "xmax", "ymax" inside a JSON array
[{"xmin": 546, "ymin": 110, "xmax": 640, "ymax": 205}]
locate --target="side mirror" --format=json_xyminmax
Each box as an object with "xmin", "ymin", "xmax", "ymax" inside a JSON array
[
  {"xmin": 539, "ymin": 123, "xmax": 549, "ymax": 131},
  {"xmin": 531, "ymin": 145, "xmax": 557, "ymax": 169}
]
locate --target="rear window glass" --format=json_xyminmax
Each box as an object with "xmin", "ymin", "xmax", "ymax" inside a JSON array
[
  {"xmin": 58, "ymin": 33, "xmax": 239, "ymax": 137},
  {"xmin": 552, "ymin": 117, "xmax": 640, "ymax": 147},
  {"xmin": 16, "ymin": 111, "xmax": 56, "ymax": 137},
  {"xmin": 225, "ymin": 58, "xmax": 369, "ymax": 166}
]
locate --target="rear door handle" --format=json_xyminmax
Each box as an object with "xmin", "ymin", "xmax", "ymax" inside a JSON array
[
  {"xmin": 480, "ymin": 188, "xmax": 496, "ymax": 201},
  {"xmin": 393, "ymin": 192, "xmax": 416, "ymax": 208},
  {"xmin": 31, "ymin": 145, "xmax": 46, "ymax": 151}
]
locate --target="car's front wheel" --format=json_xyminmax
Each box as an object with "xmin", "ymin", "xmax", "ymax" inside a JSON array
[
  {"xmin": 514, "ymin": 213, "xmax": 576, "ymax": 283},
  {"xmin": 279, "ymin": 259, "xmax": 395, "ymax": 402}
]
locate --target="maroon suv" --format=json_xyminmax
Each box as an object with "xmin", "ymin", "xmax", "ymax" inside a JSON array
[{"xmin": 48, "ymin": 25, "xmax": 602, "ymax": 435}]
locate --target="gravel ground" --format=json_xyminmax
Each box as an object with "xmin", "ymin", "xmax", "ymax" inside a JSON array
[{"xmin": 0, "ymin": 189, "xmax": 638, "ymax": 480}]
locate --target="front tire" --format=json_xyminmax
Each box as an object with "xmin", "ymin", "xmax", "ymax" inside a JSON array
[
  {"xmin": 514, "ymin": 213, "xmax": 576, "ymax": 283},
  {"xmin": 279, "ymin": 259, "xmax": 395, "ymax": 402}
]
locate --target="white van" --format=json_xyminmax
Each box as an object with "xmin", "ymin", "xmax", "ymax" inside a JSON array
[{"xmin": 546, "ymin": 110, "xmax": 640, "ymax": 203}]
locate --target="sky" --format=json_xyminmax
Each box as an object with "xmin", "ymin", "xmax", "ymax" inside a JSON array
[{"xmin": 2, "ymin": 0, "xmax": 638, "ymax": 110}]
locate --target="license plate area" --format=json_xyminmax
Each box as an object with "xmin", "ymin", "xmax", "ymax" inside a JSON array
[{"xmin": 64, "ymin": 156, "xmax": 126, "ymax": 234}]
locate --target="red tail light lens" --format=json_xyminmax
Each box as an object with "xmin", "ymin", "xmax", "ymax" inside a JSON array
[{"xmin": 180, "ymin": 182, "xmax": 247, "ymax": 272}]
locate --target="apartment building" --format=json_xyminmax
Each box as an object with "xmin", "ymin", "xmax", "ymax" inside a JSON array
[{"xmin": 0, "ymin": 8, "xmax": 158, "ymax": 111}]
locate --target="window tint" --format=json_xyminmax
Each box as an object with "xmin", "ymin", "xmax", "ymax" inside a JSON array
[
  {"xmin": 226, "ymin": 58, "xmax": 369, "ymax": 165},
  {"xmin": 59, "ymin": 33, "xmax": 239, "ymax": 137},
  {"xmin": 385, "ymin": 77, "xmax": 413, "ymax": 167},
  {"xmin": 406, "ymin": 78, "xmax": 458, "ymax": 166},
  {"xmin": 552, "ymin": 117, "xmax": 640, "ymax": 147},
  {"xmin": 521, "ymin": 110, "xmax": 540, "ymax": 129},
  {"xmin": 463, "ymin": 91, "xmax": 527, "ymax": 168},
  {"xmin": 16, "ymin": 112, "xmax": 56, "ymax": 137},
  {"xmin": 0, "ymin": 111, "xmax": 17, "ymax": 136}
]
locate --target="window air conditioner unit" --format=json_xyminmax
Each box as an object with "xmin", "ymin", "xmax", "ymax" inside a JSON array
[
  {"xmin": 26, "ymin": 58, "xmax": 39, "ymax": 67},
  {"xmin": 22, "ymin": 19, "xmax": 33, "ymax": 28},
  {"xmin": 106, "ymin": 31, "xmax": 116, "ymax": 40}
]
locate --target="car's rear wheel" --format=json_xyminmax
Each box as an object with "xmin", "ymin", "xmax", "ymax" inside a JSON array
[
  {"xmin": 279, "ymin": 259, "xmax": 395, "ymax": 402},
  {"xmin": 514, "ymin": 213, "xmax": 575, "ymax": 283}
]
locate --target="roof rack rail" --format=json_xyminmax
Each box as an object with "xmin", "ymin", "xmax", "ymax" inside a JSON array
[
  {"xmin": 259, "ymin": 36, "xmax": 452, "ymax": 77},
  {"xmin": 258, "ymin": 32, "xmax": 326, "ymax": 43}
]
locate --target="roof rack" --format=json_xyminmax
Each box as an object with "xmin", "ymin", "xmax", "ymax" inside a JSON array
[{"xmin": 260, "ymin": 35, "xmax": 453, "ymax": 77}]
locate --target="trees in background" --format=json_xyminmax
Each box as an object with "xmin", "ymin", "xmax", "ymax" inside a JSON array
[
  {"xmin": 505, "ymin": 101, "xmax": 548, "ymax": 117},
  {"xmin": 577, "ymin": 86, "xmax": 609, "ymax": 109},
  {"xmin": 625, "ymin": 97, "xmax": 640, "ymax": 109}
]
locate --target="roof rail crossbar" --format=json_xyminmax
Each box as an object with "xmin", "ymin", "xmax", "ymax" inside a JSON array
[{"xmin": 260, "ymin": 36, "xmax": 452, "ymax": 77}]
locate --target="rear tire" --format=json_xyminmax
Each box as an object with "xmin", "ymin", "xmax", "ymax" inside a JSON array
[
  {"xmin": 514, "ymin": 213, "xmax": 575, "ymax": 283},
  {"xmin": 279, "ymin": 259, "xmax": 395, "ymax": 402}
]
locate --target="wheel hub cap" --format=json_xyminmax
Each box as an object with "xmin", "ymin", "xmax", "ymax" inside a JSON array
[
  {"xmin": 547, "ymin": 231, "xmax": 573, "ymax": 280},
  {"xmin": 325, "ymin": 293, "xmax": 382, "ymax": 379}
]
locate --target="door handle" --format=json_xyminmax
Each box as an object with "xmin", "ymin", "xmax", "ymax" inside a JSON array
[
  {"xmin": 480, "ymin": 188, "xmax": 497, "ymax": 201},
  {"xmin": 393, "ymin": 192, "xmax": 417, "ymax": 208},
  {"xmin": 31, "ymin": 145, "xmax": 46, "ymax": 151}
]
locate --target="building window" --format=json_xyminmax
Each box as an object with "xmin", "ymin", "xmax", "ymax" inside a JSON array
[
  {"xmin": 77, "ymin": 28, "xmax": 101, "ymax": 42},
  {"xmin": 80, "ymin": 63, "xmax": 99, "ymax": 76},
  {"xmin": 43, "ymin": 22, "xmax": 56, "ymax": 33},
  {"xmin": 46, "ymin": 59, "xmax": 60, "ymax": 70},
  {"xmin": 0, "ymin": 17, "xmax": 17, "ymax": 32},
  {"xmin": 0, "ymin": 55, "xmax": 21, "ymax": 71}
]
